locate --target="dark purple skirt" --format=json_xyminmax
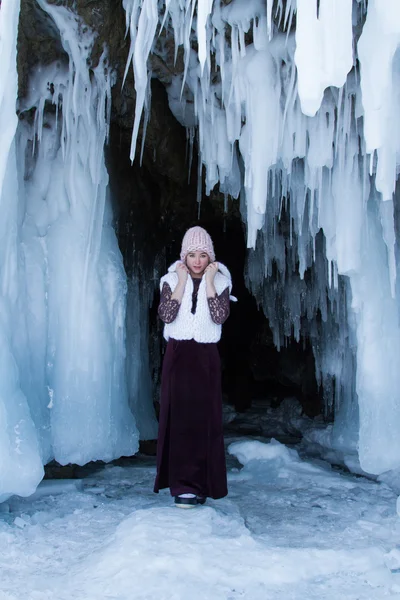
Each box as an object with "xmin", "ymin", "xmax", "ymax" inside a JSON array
[{"xmin": 154, "ymin": 338, "xmax": 228, "ymax": 499}]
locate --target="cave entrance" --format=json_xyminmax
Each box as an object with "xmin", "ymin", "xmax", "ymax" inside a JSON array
[{"xmin": 107, "ymin": 83, "xmax": 322, "ymax": 442}]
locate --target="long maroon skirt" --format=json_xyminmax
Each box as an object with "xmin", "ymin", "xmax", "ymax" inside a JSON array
[{"xmin": 154, "ymin": 338, "xmax": 228, "ymax": 499}]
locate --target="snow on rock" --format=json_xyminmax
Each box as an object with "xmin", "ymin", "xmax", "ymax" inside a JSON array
[
  {"xmin": 228, "ymin": 438, "xmax": 300, "ymax": 466},
  {"xmin": 227, "ymin": 438, "xmax": 352, "ymax": 489}
]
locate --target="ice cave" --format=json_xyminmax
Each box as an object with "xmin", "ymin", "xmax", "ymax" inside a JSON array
[{"xmin": 1, "ymin": 0, "xmax": 400, "ymax": 505}]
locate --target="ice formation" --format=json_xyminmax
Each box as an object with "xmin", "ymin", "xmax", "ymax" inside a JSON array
[
  {"xmin": 2, "ymin": 0, "xmax": 400, "ymax": 501},
  {"xmin": 22, "ymin": 0, "xmax": 140, "ymax": 465},
  {"xmin": 0, "ymin": 0, "xmax": 43, "ymax": 502},
  {"xmin": 0, "ymin": 0, "xmax": 145, "ymax": 501},
  {"xmin": 123, "ymin": 0, "xmax": 400, "ymax": 475}
]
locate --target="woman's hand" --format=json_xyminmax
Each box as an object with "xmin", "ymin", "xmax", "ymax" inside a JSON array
[
  {"xmin": 171, "ymin": 262, "xmax": 189, "ymax": 304},
  {"xmin": 176, "ymin": 261, "xmax": 189, "ymax": 284},
  {"xmin": 205, "ymin": 262, "xmax": 219, "ymax": 282}
]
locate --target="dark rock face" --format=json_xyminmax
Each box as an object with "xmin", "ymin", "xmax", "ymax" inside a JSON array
[{"xmin": 17, "ymin": 0, "xmax": 322, "ymax": 420}]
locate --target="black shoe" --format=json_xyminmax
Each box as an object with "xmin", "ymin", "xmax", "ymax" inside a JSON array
[
  {"xmin": 174, "ymin": 495, "xmax": 197, "ymax": 509},
  {"xmin": 197, "ymin": 496, "xmax": 206, "ymax": 505}
]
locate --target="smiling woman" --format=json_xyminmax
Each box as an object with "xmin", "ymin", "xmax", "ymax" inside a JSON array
[
  {"xmin": 154, "ymin": 226, "xmax": 233, "ymax": 508},
  {"xmin": 186, "ymin": 250, "xmax": 210, "ymax": 278}
]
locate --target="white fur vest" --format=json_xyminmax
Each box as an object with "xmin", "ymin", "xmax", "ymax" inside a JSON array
[{"xmin": 160, "ymin": 261, "xmax": 233, "ymax": 344}]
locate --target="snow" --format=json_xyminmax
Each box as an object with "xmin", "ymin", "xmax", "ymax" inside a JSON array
[
  {"xmin": 1, "ymin": 440, "xmax": 400, "ymax": 599},
  {"xmin": 229, "ymin": 437, "xmax": 303, "ymax": 467}
]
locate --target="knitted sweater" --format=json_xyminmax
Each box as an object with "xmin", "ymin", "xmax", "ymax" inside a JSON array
[
  {"xmin": 159, "ymin": 279, "xmax": 230, "ymax": 325},
  {"xmin": 160, "ymin": 261, "xmax": 233, "ymax": 343}
]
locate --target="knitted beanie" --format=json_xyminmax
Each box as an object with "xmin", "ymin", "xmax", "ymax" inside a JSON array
[{"xmin": 180, "ymin": 226, "xmax": 216, "ymax": 262}]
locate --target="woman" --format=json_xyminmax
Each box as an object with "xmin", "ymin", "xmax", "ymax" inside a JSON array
[{"xmin": 154, "ymin": 226, "xmax": 233, "ymax": 508}]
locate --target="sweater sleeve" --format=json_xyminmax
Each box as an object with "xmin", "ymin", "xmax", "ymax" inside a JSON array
[
  {"xmin": 158, "ymin": 282, "xmax": 180, "ymax": 324},
  {"xmin": 207, "ymin": 286, "xmax": 230, "ymax": 325}
]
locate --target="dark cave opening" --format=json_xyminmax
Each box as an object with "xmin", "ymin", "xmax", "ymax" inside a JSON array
[{"xmin": 106, "ymin": 103, "xmax": 323, "ymax": 436}]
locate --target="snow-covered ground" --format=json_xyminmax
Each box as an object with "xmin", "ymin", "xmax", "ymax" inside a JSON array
[{"xmin": 1, "ymin": 436, "xmax": 400, "ymax": 600}]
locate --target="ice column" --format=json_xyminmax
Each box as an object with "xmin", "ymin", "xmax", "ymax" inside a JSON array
[
  {"xmin": 0, "ymin": 0, "xmax": 43, "ymax": 501},
  {"xmin": 352, "ymin": 0, "xmax": 400, "ymax": 472},
  {"xmin": 349, "ymin": 196, "xmax": 400, "ymax": 473},
  {"xmin": 22, "ymin": 1, "xmax": 139, "ymax": 465}
]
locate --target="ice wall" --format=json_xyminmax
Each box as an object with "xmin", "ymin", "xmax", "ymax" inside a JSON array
[
  {"xmin": 0, "ymin": 0, "xmax": 145, "ymax": 502},
  {"xmin": 18, "ymin": 0, "xmax": 139, "ymax": 466},
  {"xmin": 124, "ymin": 0, "xmax": 400, "ymax": 475},
  {"xmin": 0, "ymin": 0, "xmax": 44, "ymax": 501}
]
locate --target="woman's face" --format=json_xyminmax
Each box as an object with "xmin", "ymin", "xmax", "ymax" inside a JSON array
[{"xmin": 186, "ymin": 251, "xmax": 210, "ymax": 277}]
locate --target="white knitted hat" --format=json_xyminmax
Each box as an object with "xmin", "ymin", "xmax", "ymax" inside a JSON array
[{"xmin": 180, "ymin": 226, "xmax": 216, "ymax": 262}]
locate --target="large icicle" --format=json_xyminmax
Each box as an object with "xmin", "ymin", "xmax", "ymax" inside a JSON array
[
  {"xmin": 0, "ymin": 0, "xmax": 43, "ymax": 501},
  {"xmin": 123, "ymin": 0, "xmax": 158, "ymax": 162},
  {"xmin": 295, "ymin": 0, "xmax": 353, "ymax": 117}
]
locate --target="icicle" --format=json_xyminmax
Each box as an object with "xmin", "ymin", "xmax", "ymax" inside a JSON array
[
  {"xmin": 122, "ymin": 0, "xmax": 142, "ymax": 87},
  {"xmin": 295, "ymin": 0, "xmax": 353, "ymax": 117},
  {"xmin": 380, "ymin": 199, "xmax": 397, "ymax": 298},
  {"xmin": 186, "ymin": 126, "xmax": 195, "ymax": 182},
  {"xmin": 197, "ymin": 0, "xmax": 213, "ymax": 74},
  {"xmin": 266, "ymin": 0, "xmax": 273, "ymax": 39},
  {"xmin": 140, "ymin": 75, "xmax": 152, "ymax": 166},
  {"xmin": 122, "ymin": 0, "xmax": 158, "ymax": 162}
]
